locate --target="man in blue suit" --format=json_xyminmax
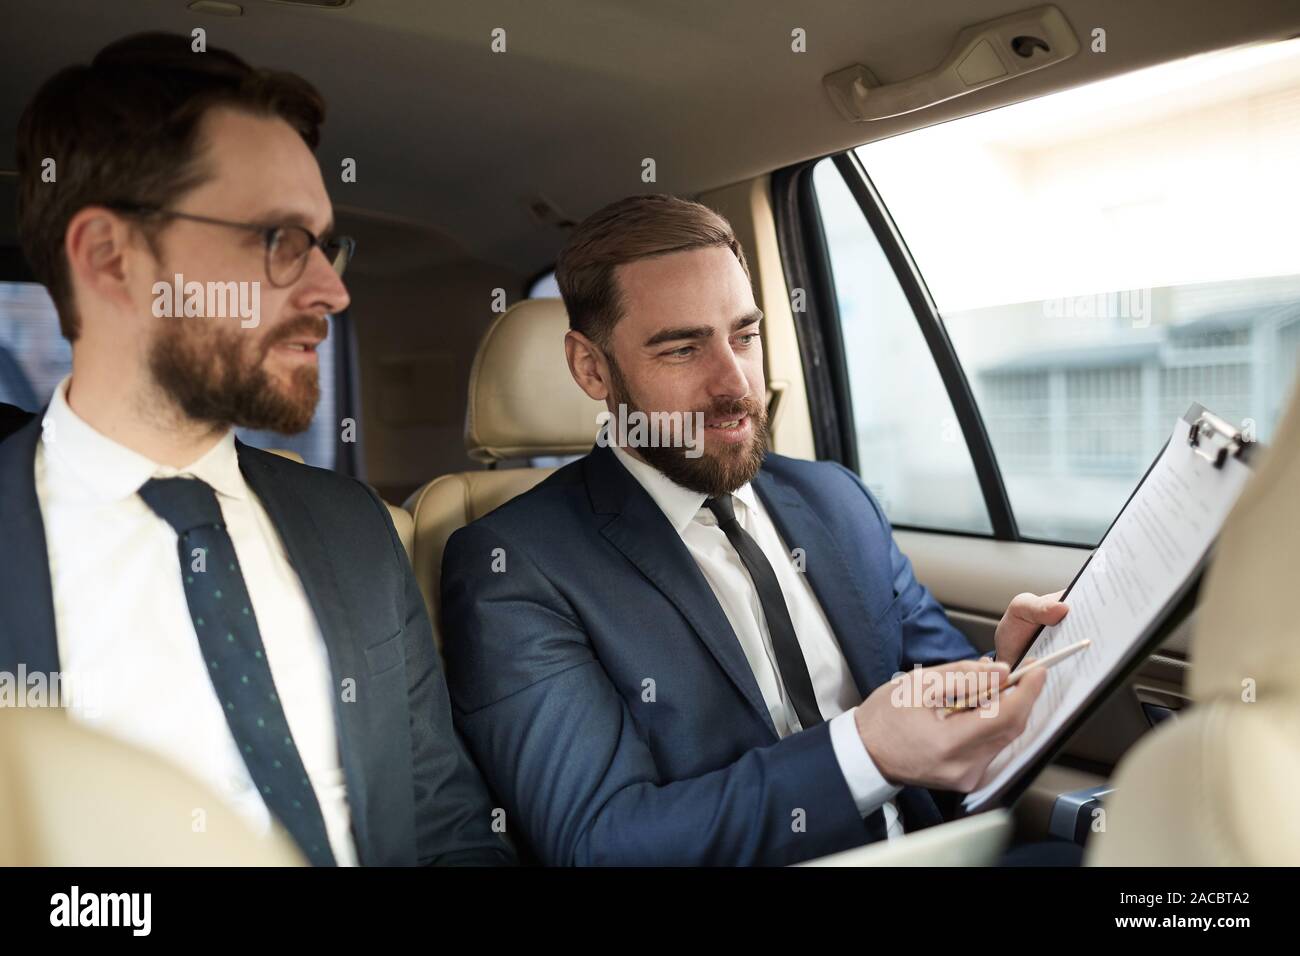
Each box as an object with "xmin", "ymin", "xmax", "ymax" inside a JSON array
[
  {"xmin": 0, "ymin": 33, "xmax": 510, "ymax": 866},
  {"xmin": 441, "ymin": 194, "xmax": 1068, "ymax": 866}
]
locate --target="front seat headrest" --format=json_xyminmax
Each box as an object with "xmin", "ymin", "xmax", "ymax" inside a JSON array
[
  {"xmin": 1087, "ymin": 380, "xmax": 1300, "ymax": 865},
  {"xmin": 1189, "ymin": 381, "xmax": 1300, "ymax": 701},
  {"xmin": 465, "ymin": 298, "xmax": 607, "ymax": 462}
]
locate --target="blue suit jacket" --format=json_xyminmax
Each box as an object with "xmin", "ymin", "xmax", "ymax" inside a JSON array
[
  {"xmin": 441, "ymin": 444, "xmax": 979, "ymax": 866},
  {"xmin": 0, "ymin": 414, "xmax": 512, "ymax": 866}
]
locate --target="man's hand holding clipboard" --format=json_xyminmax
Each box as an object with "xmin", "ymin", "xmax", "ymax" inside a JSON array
[{"xmin": 851, "ymin": 589, "xmax": 1072, "ymax": 794}]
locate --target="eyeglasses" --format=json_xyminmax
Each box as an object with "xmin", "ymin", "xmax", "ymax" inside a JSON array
[{"xmin": 108, "ymin": 202, "xmax": 355, "ymax": 288}]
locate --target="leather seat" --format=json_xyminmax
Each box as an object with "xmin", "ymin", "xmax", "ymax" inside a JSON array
[
  {"xmin": 0, "ymin": 708, "xmax": 303, "ymax": 865},
  {"xmin": 1087, "ymin": 383, "xmax": 1300, "ymax": 865},
  {"xmin": 384, "ymin": 500, "xmax": 414, "ymax": 562},
  {"xmin": 405, "ymin": 299, "xmax": 606, "ymax": 649}
]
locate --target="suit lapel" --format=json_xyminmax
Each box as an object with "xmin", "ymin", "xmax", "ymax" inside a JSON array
[
  {"xmin": 236, "ymin": 443, "xmax": 375, "ymax": 853},
  {"xmin": 753, "ymin": 467, "xmax": 895, "ymax": 696},
  {"xmin": 585, "ymin": 446, "xmax": 779, "ymax": 739},
  {"xmin": 0, "ymin": 415, "xmax": 59, "ymax": 674}
]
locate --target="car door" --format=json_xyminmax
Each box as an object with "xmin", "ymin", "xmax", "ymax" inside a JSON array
[{"xmin": 766, "ymin": 38, "xmax": 1300, "ymax": 839}]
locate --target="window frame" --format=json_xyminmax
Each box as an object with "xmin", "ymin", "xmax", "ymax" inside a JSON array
[
  {"xmin": 771, "ymin": 163, "xmax": 854, "ymax": 467},
  {"xmin": 328, "ymin": 307, "xmax": 365, "ymax": 480},
  {"xmin": 0, "ymin": 247, "xmax": 36, "ymax": 284},
  {"xmin": 522, "ymin": 265, "xmax": 559, "ymax": 301},
  {"xmin": 774, "ymin": 151, "xmax": 1027, "ymax": 543}
]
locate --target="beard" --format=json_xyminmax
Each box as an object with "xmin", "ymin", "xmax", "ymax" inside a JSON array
[
  {"xmin": 148, "ymin": 311, "xmax": 326, "ymax": 434},
  {"xmin": 606, "ymin": 356, "xmax": 768, "ymax": 497}
]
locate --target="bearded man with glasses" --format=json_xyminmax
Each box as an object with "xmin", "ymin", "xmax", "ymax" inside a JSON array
[{"xmin": 0, "ymin": 32, "xmax": 513, "ymax": 868}]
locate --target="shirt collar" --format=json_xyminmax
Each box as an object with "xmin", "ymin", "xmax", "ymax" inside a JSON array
[
  {"xmin": 609, "ymin": 443, "xmax": 760, "ymax": 533},
  {"xmin": 41, "ymin": 374, "xmax": 247, "ymax": 502}
]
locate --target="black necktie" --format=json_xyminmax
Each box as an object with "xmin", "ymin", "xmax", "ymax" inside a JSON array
[
  {"xmin": 138, "ymin": 476, "xmax": 337, "ymax": 866},
  {"xmin": 705, "ymin": 494, "xmax": 889, "ymax": 842},
  {"xmin": 704, "ymin": 494, "xmax": 824, "ymax": 731}
]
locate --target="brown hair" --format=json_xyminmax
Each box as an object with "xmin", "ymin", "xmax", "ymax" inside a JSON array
[
  {"xmin": 16, "ymin": 31, "xmax": 326, "ymax": 341},
  {"xmin": 555, "ymin": 194, "xmax": 751, "ymax": 348}
]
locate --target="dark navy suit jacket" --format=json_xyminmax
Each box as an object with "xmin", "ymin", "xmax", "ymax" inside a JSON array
[
  {"xmin": 0, "ymin": 412, "xmax": 512, "ymax": 866},
  {"xmin": 441, "ymin": 444, "xmax": 979, "ymax": 866}
]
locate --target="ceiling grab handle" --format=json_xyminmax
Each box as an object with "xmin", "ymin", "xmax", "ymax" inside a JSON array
[{"xmin": 824, "ymin": 5, "xmax": 1080, "ymax": 123}]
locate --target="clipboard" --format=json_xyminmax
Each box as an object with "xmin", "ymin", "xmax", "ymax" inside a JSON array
[{"xmin": 959, "ymin": 402, "xmax": 1259, "ymax": 815}]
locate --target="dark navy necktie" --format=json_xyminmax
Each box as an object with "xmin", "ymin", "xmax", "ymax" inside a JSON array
[{"xmin": 138, "ymin": 476, "xmax": 337, "ymax": 866}]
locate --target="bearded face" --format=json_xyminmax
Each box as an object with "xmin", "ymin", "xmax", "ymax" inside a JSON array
[
  {"xmin": 607, "ymin": 353, "xmax": 768, "ymax": 497},
  {"xmin": 148, "ymin": 308, "xmax": 327, "ymax": 434}
]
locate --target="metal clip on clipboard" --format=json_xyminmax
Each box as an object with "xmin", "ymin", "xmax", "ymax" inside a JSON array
[{"xmin": 1188, "ymin": 408, "xmax": 1249, "ymax": 469}]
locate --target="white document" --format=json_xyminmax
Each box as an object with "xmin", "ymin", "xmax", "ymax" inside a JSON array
[{"xmin": 963, "ymin": 411, "xmax": 1255, "ymax": 811}]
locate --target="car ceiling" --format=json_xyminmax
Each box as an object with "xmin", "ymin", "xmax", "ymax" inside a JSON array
[{"xmin": 2, "ymin": 0, "xmax": 1299, "ymax": 277}]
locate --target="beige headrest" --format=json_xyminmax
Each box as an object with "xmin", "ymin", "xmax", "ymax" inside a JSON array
[
  {"xmin": 0, "ymin": 709, "xmax": 303, "ymax": 866},
  {"xmin": 1086, "ymin": 382, "xmax": 1300, "ymax": 866},
  {"xmin": 1087, "ymin": 699, "xmax": 1300, "ymax": 864},
  {"xmin": 1190, "ymin": 379, "xmax": 1300, "ymax": 703},
  {"xmin": 465, "ymin": 298, "xmax": 607, "ymax": 462}
]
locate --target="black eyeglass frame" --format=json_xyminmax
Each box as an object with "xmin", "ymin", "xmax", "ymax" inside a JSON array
[{"xmin": 107, "ymin": 201, "xmax": 355, "ymax": 288}]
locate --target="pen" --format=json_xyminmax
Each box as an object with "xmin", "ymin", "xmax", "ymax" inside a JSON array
[{"xmin": 942, "ymin": 639, "xmax": 1092, "ymax": 714}]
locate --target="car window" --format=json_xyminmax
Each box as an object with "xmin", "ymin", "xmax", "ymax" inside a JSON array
[
  {"xmin": 811, "ymin": 160, "xmax": 993, "ymax": 535},
  {"xmin": 527, "ymin": 270, "xmax": 559, "ymax": 299},
  {"xmin": 833, "ymin": 39, "xmax": 1300, "ymax": 544},
  {"xmin": 0, "ymin": 279, "xmax": 348, "ymax": 470}
]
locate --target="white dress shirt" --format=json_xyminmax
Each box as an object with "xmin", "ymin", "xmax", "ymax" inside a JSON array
[
  {"xmin": 35, "ymin": 376, "xmax": 358, "ymax": 865},
  {"xmin": 611, "ymin": 445, "xmax": 904, "ymax": 838}
]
